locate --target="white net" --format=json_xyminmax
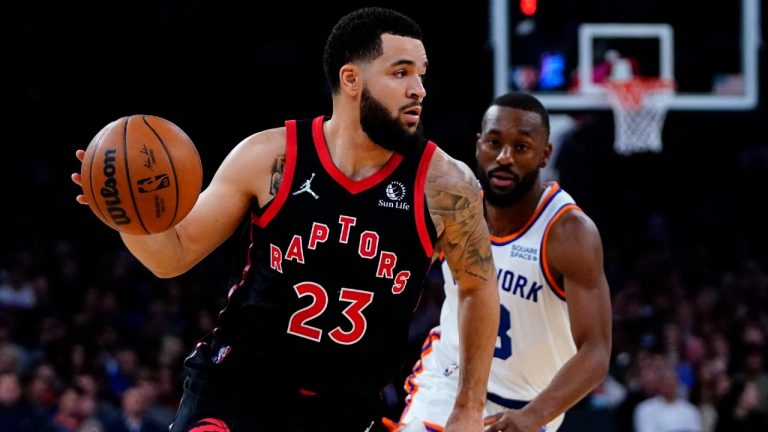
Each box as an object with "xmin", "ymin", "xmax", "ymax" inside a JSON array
[{"xmin": 604, "ymin": 79, "xmax": 676, "ymax": 155}]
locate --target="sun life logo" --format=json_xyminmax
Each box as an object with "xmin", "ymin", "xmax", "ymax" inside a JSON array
[
  {"xmin": 379, "ymin": 181, "xmax": 410, "ymax": 210},
  {"xmin": 385, "ymin": 181, "xmax": 406, "ymax": 201}
]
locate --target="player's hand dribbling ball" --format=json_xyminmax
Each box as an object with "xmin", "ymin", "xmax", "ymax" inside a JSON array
[{"xmin": 79, "ymin": 115, "xmax": 203, "ymax": 235}]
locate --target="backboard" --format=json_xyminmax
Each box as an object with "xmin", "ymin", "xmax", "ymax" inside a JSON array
[{"xmin": 490, "ymin": 0, "xmax": 760, "ymax": 111}]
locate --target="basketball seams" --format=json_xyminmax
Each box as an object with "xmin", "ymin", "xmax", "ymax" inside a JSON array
[
  {"xmin": 143, "ymin": 115, "xmax": 180, "ymax": 231},
  {"xmin": 86, "ymin": 121, "xmax": 115, "ymax": 227},
  {"xmin": 123, "ymin": 116, "xmax": 150, "ymax": 234},
  {"xmin": 82, "ymin": 114, "xmax": 201, "ymax": 235}
]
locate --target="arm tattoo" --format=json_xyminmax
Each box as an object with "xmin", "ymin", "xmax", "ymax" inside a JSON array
[
  {"xmin": 426, "ymin": 154, "xmax": 493, "ymax": 282},
  {"xmin": 269, "ymin": 153, "xmax": 286, "ymax": 196},
  {"xmin": 441, "ymin": 200, "xmax": 493, "ymax": 282}
]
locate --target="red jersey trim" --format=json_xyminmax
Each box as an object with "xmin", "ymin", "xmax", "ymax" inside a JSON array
[
  {"xmin": 311, "ymin": 116, "xmax": 404, "ymax": 195},
  {"xmin": 251, "ymin": 120, "xmax": 298, "ymax": 228},
  {"xmin": 414, "ymin": 141, "xmax": 437, "ymax": 257},
  {"xmin": 227, "ymin": 222, "xmax": 255, "ymax": 301}
]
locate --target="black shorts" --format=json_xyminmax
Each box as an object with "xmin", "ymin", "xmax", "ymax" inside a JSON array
[{"xmin": 168, "ymin": 343, "xmax": 386, "ymax": 432}]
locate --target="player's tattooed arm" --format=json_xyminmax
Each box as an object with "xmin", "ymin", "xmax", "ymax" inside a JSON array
[
  {"xmin": 269, "ymin": 153, "xmax": 286, "ymax": 197},
  {"xmin": 425, "ymin": 148, "xmax": 498, "ymax": 430},
  {"xmin": 425, "ymin": 150, "xmax": 493, "ymax": 283}
]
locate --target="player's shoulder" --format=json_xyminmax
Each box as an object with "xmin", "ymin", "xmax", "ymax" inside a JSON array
[
  {"xmin": 223, "ymin": 126, "xmax": 287, "ymax": 168},
  {"xmin": 239, "ymin": 126, "xmax": 287, "ymax": 154},
  {"xmin": 427, "ymin": 146, "xmax": 473, "ymax": 177},
  {"xmin": 545, "ymin": 197, "xmax": 605, "ymax": 272},
  {"xmin": 424, "ymin": 146, "xmax": 482, "ymax": 207},
  {"xmin": 549, "ymin": 202, "xmax": 600, "ymax": 245}
]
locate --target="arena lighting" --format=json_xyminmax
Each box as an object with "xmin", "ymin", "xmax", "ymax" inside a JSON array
[{"xmin": 520, "ymin": 0, "xmax": 537, "ymax": 16}]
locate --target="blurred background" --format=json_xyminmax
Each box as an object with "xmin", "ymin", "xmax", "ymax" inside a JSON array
[{"xmin": 1, "ymin": 1, "xmax": 767, "ymax": 431}]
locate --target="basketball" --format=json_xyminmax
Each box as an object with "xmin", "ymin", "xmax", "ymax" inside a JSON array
[{"xmin": 80, "ymin": 115, "xmax": 203, "ymax": 235}]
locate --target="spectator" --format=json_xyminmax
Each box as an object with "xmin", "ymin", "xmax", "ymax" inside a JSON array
[
  {"xmin": 634, "ymin": 366, "xmax": 703, "ymax": 432},
  {"xmin": 616, "ymin": 352, "xmax": 663, "ymax": 431},
  {"xmin": 735, "ymin": 345, "xmax": 768, "ymax": 412},
  {"xmin": 715, "ymin": 378, "xmax": 768, "ymax": 431},
  {"xmin": 104, "ymin": 347, "xmax": 140, "ymax": 401},
  {"xmin": 689, "ymin": 362, "xmax": 729, "ymax": 432},
  {"xmin": 52, "ymin": 383, "xmax": 86, "ymax": 432},
  {"xmin": 0, "ymin": 258, "xmax": 37, "ymax": 310},
  {"xmin": 25, "ymin": 362, "xmax": 60, "ymax": 416},
  {"xmin": 135, "ymin": 368, "xmax": 176, "ymax": 427},
  {"xmin": 104, "ymin": 385, "xmax": 166, "ymax": 432},
  {"xmin": 0, "ymin": 314, "xmax": 31, "ymax": 374},
  {"xmin": 74, "ymin": 372, "xmax": 119, "ymax": 430},
  {"xmin": 0, "ymin": 371, "xmax": 55, "ymax": 432}
]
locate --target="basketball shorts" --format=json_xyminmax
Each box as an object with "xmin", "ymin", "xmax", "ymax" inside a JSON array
[
  {"xmin": 397, "ymin": 334, "xmax": 460, "ymax": 431},
  {"xmin": 168, "ymin": 341, "xmax": 386, "ymax": 432},
  {"xmin": 483, "ymin": 396, "xmax": 564, "ymax": 431},
  {"xmin": 396, "ymin": 333, "xmax": 564, "ymax": 432}
]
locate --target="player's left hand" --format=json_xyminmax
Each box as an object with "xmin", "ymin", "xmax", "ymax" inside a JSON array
[
  {"xmin": 483, "ymin": 410, "xmax": 541, "ymax": 432},
  {"xmin": 444, "ymin": 406, "xmax": 484, "ymax": 432}
]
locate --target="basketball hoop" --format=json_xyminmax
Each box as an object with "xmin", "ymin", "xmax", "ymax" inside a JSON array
[{"xmin": 603, "ymin": 78, "xmax": 676, "ymax": 155}]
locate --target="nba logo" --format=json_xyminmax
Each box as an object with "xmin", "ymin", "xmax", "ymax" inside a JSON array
[
  {"xmin": 212, "ymin": 345, "xmax": 232, "ymax": 364},
  {"xmin": 137, "ymin": 174, "xmax": 171, "ymax": 193}
]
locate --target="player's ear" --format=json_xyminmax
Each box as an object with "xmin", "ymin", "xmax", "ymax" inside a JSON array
[
  {"xmin": 340, "ymin": 64, "xmax": 360, "ymax": 96},
  {"xmin": 541, "ymin": 142, "xmax": 553, "ymax": 167}
]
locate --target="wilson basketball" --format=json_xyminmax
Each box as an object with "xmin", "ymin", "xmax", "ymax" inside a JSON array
[{"xmin": 80, "ymin": 115, "xmax": 203, "ymax": 235}]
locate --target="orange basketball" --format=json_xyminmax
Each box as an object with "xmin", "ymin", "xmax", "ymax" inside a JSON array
[{"xmin": 80, "ymin": 115, "xmax": 203, "ymax": 235}]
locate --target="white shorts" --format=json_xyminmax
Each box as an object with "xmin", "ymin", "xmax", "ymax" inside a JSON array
[
  {"xmin": 396, "ymin": 330, "xmax": 564, "ymax": 432},
  {"xmin": 397, "ymin": 330, "xmax": 458, "ymax": 431}
]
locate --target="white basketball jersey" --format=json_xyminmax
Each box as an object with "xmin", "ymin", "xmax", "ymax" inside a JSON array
[{"xmin": 434, "ymin": 182, "xmax": 579, "ymax": 403}]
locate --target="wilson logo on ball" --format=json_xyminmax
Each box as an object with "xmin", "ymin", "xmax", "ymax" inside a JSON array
[
  {"xmin": 99, "ymin": 147, "xmax": 131, "ymax": 226},
  {"xmin": 80, "ymin": 115, "xmax": 202, "ymax": 235}
]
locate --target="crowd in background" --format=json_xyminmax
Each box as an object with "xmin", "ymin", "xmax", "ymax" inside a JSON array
[
  {"xmin": 3, "ymin": 3, "xmax": 767, "ymax": 431},
  {"xmin": 2, "ymin": 109, "xmax": 767, "ymax": 431}
]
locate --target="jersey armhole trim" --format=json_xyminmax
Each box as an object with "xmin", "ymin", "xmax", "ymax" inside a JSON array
[
  {"xmin": 540, "ymin": 204, "xmax": 581, "ymax": 300},
  {"xmin": 251, "ymin": 120, "xmax": 298, "ymax": 228},
  {"xmin": 415, "ymin": 141, "xmax": 438, "ymax": 257},
  {"xmin": 490, "ymin": 183, "xmax": 561, "ymax": 244},
  {"xmin": 227, "ymin": 222, "xmax": 256, "ymax": 301}
]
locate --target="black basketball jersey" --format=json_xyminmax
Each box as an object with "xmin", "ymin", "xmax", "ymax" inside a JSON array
[{"xmin": 212, "ymin": 116, "xmax": 438, "ymax": 395}]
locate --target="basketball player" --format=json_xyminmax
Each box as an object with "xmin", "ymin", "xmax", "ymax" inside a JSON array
[
  {"xmin": 396, "ymin": 92, "xmax": 612, "ymax": 432},
  {"xmin": 71, "ymin": 7, "xmax": 499, "ymax": 432}
]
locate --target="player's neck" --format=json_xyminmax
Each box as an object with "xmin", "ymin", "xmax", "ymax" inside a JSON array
[
  {"xmin": 484, "ymin": 182, "xmax": 546, "ymax": 237},
  {"xmin": 322, "ymin": 115, "xmax": 395, "ymax": 181}
]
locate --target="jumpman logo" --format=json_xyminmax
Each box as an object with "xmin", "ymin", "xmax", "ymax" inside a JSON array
[{"xmin": 293, "ymin": 173, "xmax": 319, "ymax": 199}]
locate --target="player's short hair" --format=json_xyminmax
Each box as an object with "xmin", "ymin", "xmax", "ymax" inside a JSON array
[
  {"xmin": 323, "ymin": 7, "xmax": 422, "ymax": 94},
  {"xmin": 491, "ymin": 92, "xmax": 551, "ymax": 137}
]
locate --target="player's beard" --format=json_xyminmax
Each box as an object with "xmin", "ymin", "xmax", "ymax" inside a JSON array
[
  {"xmin": 360, "ymin": 87, "xmax": 424, "ymax": 154},
  {"xmin": 477, "ymin": 166, "xmax": 539, "ymax": 207}
]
